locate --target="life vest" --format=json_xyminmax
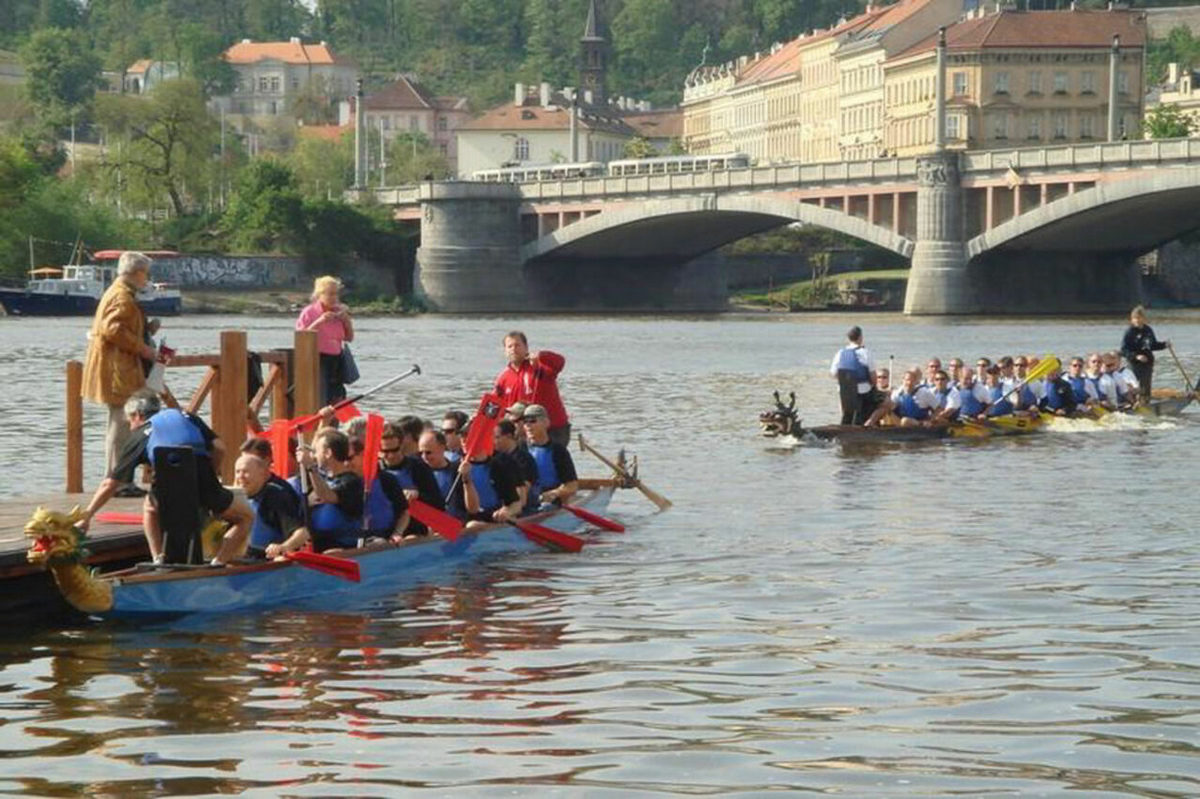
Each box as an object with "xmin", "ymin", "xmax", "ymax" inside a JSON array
[
  {"xmin": 446, "ymin": 450, "xmax": 462, "ymax": 464},
  {"xmin": 895, "ymin": 391, "xmax": 929, "ymax": 421},
  {"xmin": 1044, "ymin": 380, "xmax": 1067, "ymax": 411},
  {"xmin": 530, "ymin": 443, "xmax": 561, "ymax": 492},
  {"xmin": 248, "ymin": 489, "xmax": 285, "ymax": 550},
  {"xmin": 310, "ymin": 500, "xmax": 360, "ymax": 549},
  {"xmin": 835, "ymin": 346, "xmax": 870, "ymax": 383},
  {"xmin": 985, "ymin": 385, "xmax": 1014, "ymax": 416},
  {"xmin": 385, "ymin": 463, "xmax": 416, "ymax": 491},
  {"xmin": 287, "ymin": 475, "xmax": 303, "ymax": 499},
  {"xmin": 146, "ymin": 409, "xmax": 208, "ymax": 464},
  {"xmin": 431, "ymin": 464, "xmax": 455, "ymax": 499},
  {"xmin": 364, "ymin": 475, "xmax": 396, "ymax": 534},
  {"xmin": 1086, "ymin": 375, "xmax": 1105, "ymax": 403},
  {"xmin": 1066, "ymin": 375, "xmax": 1089, "ymax": 403},
  {"xmin": 959, "ymin": 386, "xmax": 983, "ymax": 417},
  {"xmin": 933, "ymin": 388, "xmax": 958, "ymax": 419},
  {"xmin": 469, "ymin": 461, "xmax": 502, "ymax": 513},
  {"xmin": 1018, "ymin": 385, "xmax": 1036, "ymax": 408}
]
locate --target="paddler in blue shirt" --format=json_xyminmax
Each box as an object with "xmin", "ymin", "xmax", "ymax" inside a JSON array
[
  {"xmin": 297, "ymin": 429, "xmax": 364, "ymax": 553},
  {"xmin": 521, "ymin": 404, "xmax": 578, "ymax": 506},
  {"xmin": 929, "ymin": 370, "xmax": 961, "ymax": 425},
  {"xmin": 982, "ymin": 366, "xmax": 1015, "ymax": 417},
  {"xmin": 890, "ymin": 368, "xmax": 939, "ymax": 426},
  {"xmin": 1064, "ymin": 357, "xmax": 1098, "ymax": 409}
]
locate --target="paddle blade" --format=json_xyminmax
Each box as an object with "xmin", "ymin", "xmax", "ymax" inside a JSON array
[
  {"xmin": 512, "ymin": 520, "xmax": 584, "ymax": 553},
  {"xmin": 361, "ymin": 413, "xmax": 385, "ymax": 485},
  {"xmin": 286, "ymin": 550, "xmax": 361, "ymax": 582},
  {"xmin": 408, "ymin": 499, "xmax": 462, "ymax": 542},
  {"xmin": 334, "ymin": 403, "xmax": 361, "ymax": 423},
  {"xmin": 1028, "ymin": 355, "xmax": 1060, "ymax": 382},
  {"xmin": 94, "ymin": 511, "xmax": 143, "ymax": 525},
  {"xmin": 270, "ymin": 420, "xmax": 293, "ymax": 479},
  {"xmin": 464, "ymin": 392, "xmax": 503, "ymax": 459},
  {"xmin": 562, "ymin": 504, "xmax": 624, "ymax": 532}
]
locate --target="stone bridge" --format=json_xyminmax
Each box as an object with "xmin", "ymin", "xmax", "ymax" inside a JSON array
[{"xmin": 371, "ymin": 138, "xmax": 1200, "ymax": 313}]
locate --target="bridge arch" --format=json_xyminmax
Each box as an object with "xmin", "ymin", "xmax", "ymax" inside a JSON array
[
  {"xmin": 521, "ymin": 195, "xmax": 915, "ymax": 263},
  {"xmin": 968, "ymin": 167, "xmax": 1200, "ymax": 258}
]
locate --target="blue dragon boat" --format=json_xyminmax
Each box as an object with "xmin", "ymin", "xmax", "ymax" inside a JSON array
[{"xmin": 26, "ymin": 482, "xmax": 621, "ymax": 619}]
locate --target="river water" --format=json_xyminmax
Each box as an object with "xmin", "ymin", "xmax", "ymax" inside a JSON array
[{"xmin": 1, "ymin": 311, "xmax": 1199, "ymax": 796}]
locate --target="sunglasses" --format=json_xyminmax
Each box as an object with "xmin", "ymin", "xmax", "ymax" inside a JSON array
[
  {"xmin": 380, "ymin": 446, "xmax": 401, "ymax": 454},
  {"xmin": 441, "ymin": 427, "xmax": 459, "ymax": 434}
]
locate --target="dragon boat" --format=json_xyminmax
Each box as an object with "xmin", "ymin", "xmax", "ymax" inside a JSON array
[
  {"xmin": 26, "ymin": 469, "xmax": 639, "ymax": 620},
  {"xmin": 759, "ymin": 391, "xmax": 1045, "ymax": 443}
]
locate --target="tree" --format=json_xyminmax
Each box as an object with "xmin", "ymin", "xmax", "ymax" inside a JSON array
[
  {"xmin": 623, "ymin": 136, "xmax": 654, "ymax": 158},
  {"xmin": 386, "ymin": 131, "xmax": 450, "ymax": 183},
  {"xmin": 20, "ymin": 28, "xmax": 104, "ymax": 125},
  {"xmin": 1143, "ymin": 103, "xmax": 1195, "ymax": 139},
  {"xmin": 221, "ymin": 158, "xmax": 305, "ymax": 251},
  {"xmin": 96, "ymin": 78, "xmax": 219, "ymax": 216},
  {"xmin": 288, "ymin": 130, "xmax": 355, "ymax": 197}
]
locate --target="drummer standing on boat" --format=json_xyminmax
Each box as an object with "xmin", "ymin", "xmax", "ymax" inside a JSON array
[
  {"xmin": 494, "ymin": 331, "xmax": 571, "ymax": 446},
  {"xmin": 82, "ymin": 251, "xmax": 158, "ymax": 488},
  {"xmin": 829, "ymin": 326, "xmax": 876, "ymax": 425}
]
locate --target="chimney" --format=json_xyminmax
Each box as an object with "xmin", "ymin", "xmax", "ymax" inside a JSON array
[
  {"xmin": 540, "ymin": 81, "xmax": 551, "ymax": 107},
  {"xmin": 514, "ymin": 82, "xmax": 525, "ymax": 105},
  {"xmin": 1169, "ymin": 62, "xmax": 1180, "ymax": 84}
]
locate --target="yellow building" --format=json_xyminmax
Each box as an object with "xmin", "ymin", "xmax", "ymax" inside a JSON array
[{"xmin": 884, "ymin": 7, "xmax": 1146, "ymax": 157}]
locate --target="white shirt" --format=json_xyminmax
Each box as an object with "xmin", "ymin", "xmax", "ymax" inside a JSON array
[
  {"xmin": 891, "ymin": 385, "xmax": 939, "ymax": 411},
  {"xmin": 829, "ymin": 346, "xmax": 876, "ymax": 394},
  {"xmin": 937, "ymin": 387, "xmax": 962, "ymax": 412},
  {"xmin": 1096, "ymin": 373, "xmax": 1119, "ymax": 405}
]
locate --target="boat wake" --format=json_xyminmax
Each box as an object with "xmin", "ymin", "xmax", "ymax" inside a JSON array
[{"xmin": 1045, "ymin": 413, "xmax": 1179, "ymax": 434}]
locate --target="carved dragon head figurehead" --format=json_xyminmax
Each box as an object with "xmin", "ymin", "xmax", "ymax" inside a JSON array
[
  {"xmin": 759, "ymin": 391, "xmax": 801, "ymax": 438},
  {"xmin": 25, "ymin": 506, "xmax": 113, "ymax": 614},
  {"xmin": 25, "ymin": 506, "xmax": 89, "ymax": 567}
]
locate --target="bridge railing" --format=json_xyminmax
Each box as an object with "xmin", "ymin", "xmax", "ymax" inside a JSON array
[{"xmin": 963, "ymin": 137, "xmax": 1200, "ymax": 173}]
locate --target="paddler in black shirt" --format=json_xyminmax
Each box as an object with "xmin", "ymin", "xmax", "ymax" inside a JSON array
[
  {"xmin": 1120, "ymin": 305, "xmax": 1170, "ymax": 402},
  {"xmin": 234, "ymin": 452, "xmax": 307, "ymax": 559}
]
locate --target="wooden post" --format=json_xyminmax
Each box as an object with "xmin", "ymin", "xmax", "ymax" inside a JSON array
[
  {"xmin": 271, "ymin": 352, "xmax": 290, "ymax": 421},
  {"xmin": 293, "ymin": 330, "xmax": 320, "ymax": 441},
  {"xmin": 66, "ymin": 360, "xmax": 83, "ymax": 493},
  {"xmin": 213, "ymin": 330, "xmax": 248, "ymax": 484}
]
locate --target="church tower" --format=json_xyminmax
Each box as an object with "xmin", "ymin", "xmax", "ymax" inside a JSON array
[{"xmin": 580, "ymin": 0, "xmax": 607, "ymax": 105}]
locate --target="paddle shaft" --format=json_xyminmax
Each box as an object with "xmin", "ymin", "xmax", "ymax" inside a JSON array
[
  {"xmin": 578, "ymin": 436, "xmax": 672, "ymax": 510},
  {"xmin": 999, "ymin": 355, "xmax": 1060, "ymax": 406},
  {"xmin": 1166, "ymin": 343, "xmax": 1196, "ymax": 395},
  {"xmin": 291, "ymin": 364, "xmax": 421, "ymax": 433}
]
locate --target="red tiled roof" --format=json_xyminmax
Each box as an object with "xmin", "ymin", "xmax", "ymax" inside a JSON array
[
  {"xmin": 459, "ymin": 98, "xmax": 635, "ymax": 136},
  {"xmin": 224, "ymin": 40, "xmax": 353, "ymax": 67},
  {"xmin": 624, "ymin": 109, "xmax": 683, "ymax": 139},
  {"xmin": 365, "ymin": 75, "xmax": 434, "ymax": 110},
  {"xmin": 895, "ymin": 9, "xmax": 1146, "ymax": 60},
  {"xmin": 126, "ymin": 59, "xmax": 153, "ymax": 75},
  {"xmin": 298, "ymin": 124, "xmax": 350, "ymax": 142}
]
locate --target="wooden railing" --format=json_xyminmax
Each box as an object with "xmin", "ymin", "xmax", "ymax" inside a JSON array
[{"xmin": 65, "ymin": 329, "xmax": 321, "ymax": 490}]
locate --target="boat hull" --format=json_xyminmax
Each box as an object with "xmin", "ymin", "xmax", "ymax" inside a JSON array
[
  {"xmin": 99, "ymin": 487, "xmax": 615, "ymax": 618},
  {"xmin": 801, "ymin": 413, "xmax": 1045, "ymax": 443},
  {"xmin": 0, "ymin": 289, "xmax": 182, "ymax": 316}
]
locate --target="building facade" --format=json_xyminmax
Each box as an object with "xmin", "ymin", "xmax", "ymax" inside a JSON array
[
  {"xmin": 1148, "ymin": 62, "xmax": 1200, "ymax": 131},
  {"xmin": 355, "ymin": 75, "xmax": 470, "ymax": 173},
  {"xmin": 212, "ymin": 38, "xmax": 358, "ymax": 131},
  {"xmin": 884, "ymin": 7, "xmax": 1146, "ymax": 156}
]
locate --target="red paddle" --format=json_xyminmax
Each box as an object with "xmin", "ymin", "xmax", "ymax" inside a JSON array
[
  {"xmin": 561, "ymin": 504, "xmax": 624, "ymax": 532},
  {"xmin": 408, "ymin": 499, "xmax": 462, "ymax": 542},
  {"xmin": 95, "ymin": 511, "xmax": 144, "ymax": 525},
  {"xmin": 285, "ymin": 550, "xmax": 361, "ymax": 582},
  {"xmin": 510, "ymin": 519, "xmax": 584, "ymax": 553}
]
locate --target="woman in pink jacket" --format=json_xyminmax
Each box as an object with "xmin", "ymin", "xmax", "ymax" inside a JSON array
[{"xmin": 295, "ymin": 276, "xmax": 354, "ymax": 404}]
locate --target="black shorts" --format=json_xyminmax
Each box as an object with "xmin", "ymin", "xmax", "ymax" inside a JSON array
[{"xmin": 150, "ymin": 461, "xmax": 234, "ymax": 516}]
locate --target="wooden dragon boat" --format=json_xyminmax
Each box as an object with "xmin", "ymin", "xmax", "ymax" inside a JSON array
[
  {"xmin": 25, "ymin": 471, "xmax": 639, "ymax": 620},
  {"xmin": 759, "ymin": 391, "xmax": 1044, "ymax": 443}
]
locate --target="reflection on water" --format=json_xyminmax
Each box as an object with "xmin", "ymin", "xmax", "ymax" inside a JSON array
[{"xmin": 0, "ymin": 312, "xmax": 1198, "ymax": 795}]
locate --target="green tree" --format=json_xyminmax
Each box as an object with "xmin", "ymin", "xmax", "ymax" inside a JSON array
[
  {"xmin": 623, "ymin": 136, "xmax": 654, "ymax": 158},
  {"xmin": 289, "ymin": 129, "xmax": 354, "ymax": 196},
  {"xmin": 221, "ymin": 158, "xmax": 305, "ymax": 251},
  {"xmin": 386, "ymin": 131, "xmax": 450, "ymax": 183},
  {"xmin": 1143, "ymin": 102, "xmax": 1195, "ymax": 139},
  {"xmin": 20, "ymin": 28, "xmax": 104, "ymax": 125},
  {"xmin": 95, "ymin": 78, "xmax": 218, "ymax": 216},
  {"xmin": 0, "ymin": 137, "xmax": 41, "ymax": 211}
]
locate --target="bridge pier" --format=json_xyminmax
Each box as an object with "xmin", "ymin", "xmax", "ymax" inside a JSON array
[
  {"xmin": 905, "ymin": 151, "xmax": 977, "ymax": 315},
  {"xmin": 415, "ymin": 183, "xmax": 527, "ymax": 312}
]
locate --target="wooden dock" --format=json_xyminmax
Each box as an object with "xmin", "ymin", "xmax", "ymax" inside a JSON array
[{"xmin": 3, "ymin": 328, "xmax": 324, "ymax": 621}]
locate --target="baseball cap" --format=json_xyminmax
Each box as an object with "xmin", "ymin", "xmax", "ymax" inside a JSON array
[
  {"xmin": 505, "ymin": 402, "xmax": 527, "ymax": 420},
  {"xmin": 522, "ymin": 404, "xmax": 548, "ymax": 420}
]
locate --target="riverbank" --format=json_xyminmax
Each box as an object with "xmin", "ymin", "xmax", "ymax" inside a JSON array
[
  {"xmin": 731, "ymin": 268, "xmax": 909, "ymax": 311},
  {"xmin": 183, "ymin": 290, "xmax": 424, "ymax": 316}
]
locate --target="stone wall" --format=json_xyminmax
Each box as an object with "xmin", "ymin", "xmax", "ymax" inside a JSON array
[
  {"xmin": 1154, "ymin": 240, "xmax": 1200, "ymax": 305},
  {"xmin": 149, "ymin": 255, "xmax": 401, "ymax": 295}
]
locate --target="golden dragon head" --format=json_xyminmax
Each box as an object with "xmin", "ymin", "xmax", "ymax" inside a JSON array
[{"xmin": 25, "ymin": 506, "xmax": 90, "ymax": 567}]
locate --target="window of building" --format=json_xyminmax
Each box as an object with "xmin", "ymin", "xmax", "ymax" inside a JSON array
[
  {"xmin": 269, "ymin": 77, "xmax": 280, "ymax": 93},
  {"xmin": 1053, "ymin": 71, "xmax": 1068, "ymax": 93},
  {"xmin": 1081, "ymin": 113, "xmax": 1094, "ymax": 138},
  {"xmin": 258, "ymin": 77, "xmax": 270, "ymax": 92},
  {"xmin": 410, "ymin": 115, "xmax": 419, "ymax": 131},
  {"xmin": 1027, "ymin": 115, "xmax": 1041, "ymax": 139},
  {"xmin": 947, "ymin": 114, "xmax": 961, "ymax": 140},
  {"xmin": 514, "ymin": 137, "xmax": 529, "ymax": 161},
  {"xmin": 291, "ymin": 77, "xmax": 299, "ymax": 91},
  {"xmin": 953, "ymin": 71, "xmax": 967, "ymax": 97},
  {"xmin": 1028, "ymin": 71, "xmax": 1042, "ymax": 94},
  {"xmin": 438, "ymin": 116, "xmax": 448, "ymax": 131},
  {"xmin": 1081, "ymin": 71, "xmax": 1095, "ymax": 94},
  {"xmin": 1118, "ymin": 70, "xmax": 1129, "ymax": 94},
  {"xmin": 992, "ymin": 112, "xmax": 1008, "ymax": 140},
  {"xmin": 439, "ymin": 142, "xmax": 448, "ymax": 156},
  {"xmin": 1053, "ymin": 112, "xmax": 1067, "ymax": 138},
  {"xmin": 995, "ymin": 71, "xmax": 1009, "ymax": 94}
]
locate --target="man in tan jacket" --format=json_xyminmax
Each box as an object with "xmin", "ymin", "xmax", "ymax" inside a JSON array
[{"xmin": 82, "ymin": 251, "xmax": 157, "ymax": 487}]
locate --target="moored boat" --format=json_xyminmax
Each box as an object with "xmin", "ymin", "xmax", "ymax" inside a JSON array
[
  {"xmin": 26, "ymin": 481, "xmax": 623, "ymax": 619},
  {"xmin": 0, "ymin": 250, "xmax": 183, "ymax": 317}
]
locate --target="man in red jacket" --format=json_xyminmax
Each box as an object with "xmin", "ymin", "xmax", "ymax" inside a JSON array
[{"xmin": 494, "ymin": 330, "xmax": 571, "ymax": 446}]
